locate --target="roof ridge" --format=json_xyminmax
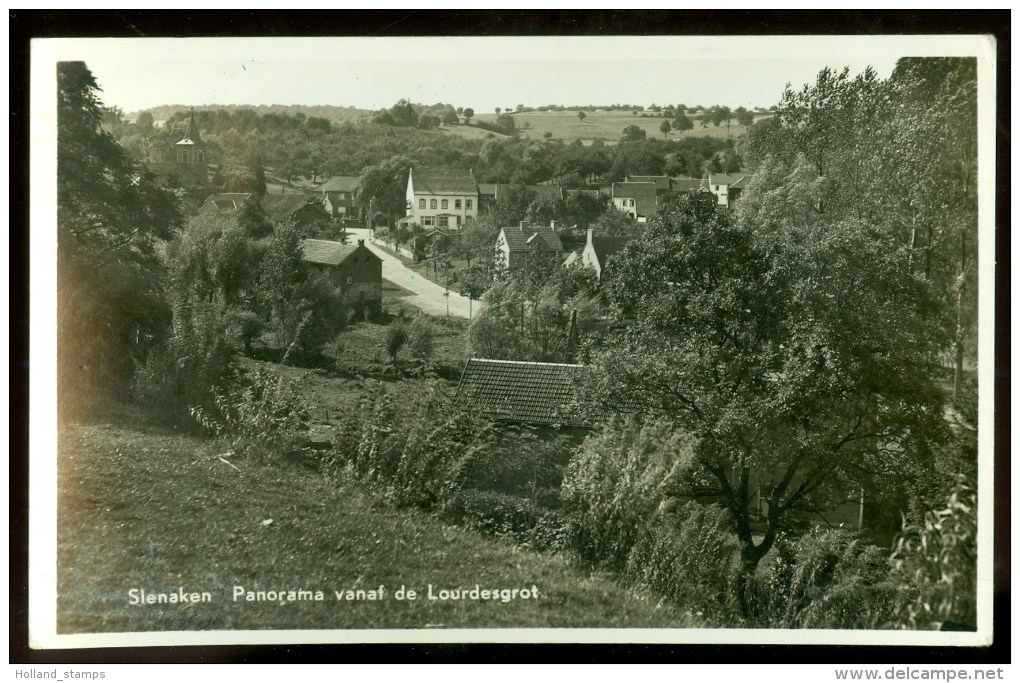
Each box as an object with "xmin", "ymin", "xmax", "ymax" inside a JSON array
[{"xmin": 468, "ymin": 358, "xmax": 583, "ymax": 369}]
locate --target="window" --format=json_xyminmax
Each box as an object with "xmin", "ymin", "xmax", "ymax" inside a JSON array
[
  {"xmin": 423, "ymin": 216, "xmax": 434, "ymax": 226},
  {"xmin": 441, "ymin": 199, "xmax": 448, "ymax": 209},
  {"xmin": 181, "ymin": 150, "xmax": 190, "ymax": 163},
  {"xmin": 419, "ymin": 199, "xmax": 426, "ymax": 209},
  {"xmin": 438, "ymin": 216, "xmax": 449, "ymax": 228},
  {"xmin": 466, "ymin": 199, "xmax": 473, "ymax": 210},
  {"xmin": 430, "ymin": 199, "xmax": 438, "ymax": 209},
  {"xmin": 455, "ymin": 199, "xmax": 462, "ymax": 210}
]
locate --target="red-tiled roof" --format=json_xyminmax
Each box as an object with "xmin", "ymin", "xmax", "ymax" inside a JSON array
[
  {"xmin": 411, "ymin": 168, "xmax": 478, "ymax": 195},
  {"xmin": 456, "ymin": 358, "xmax": 585, "ymax": 425},
  {"xmin": 317, "ymin": 176, "xmax": 361, "ymax": 193}
]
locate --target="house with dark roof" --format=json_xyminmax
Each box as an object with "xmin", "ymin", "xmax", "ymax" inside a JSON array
[
  {"xmin": 456, "ymin": 358, "xmax": 588, "ymax": 426},
  {"xmin": 669, "ymin": 176, "xmax": 711, "ymax": 195},
  {"xmin": 708, "ymin": 173, "xmax": 748, "ymax": 209},
  {"xmin": 495, "ymin": 222, "xmax": 565, "ymax": 272},
  {"xmin": 575, "ymin": 228, "xmax": 634, "ymax": 280},
  {"xmin": 626, "ymin": 175, "xmax": 672, "ymax": 191},
  {"xmin": 405, "ymin": 168, "xmax": 479, "ymax": 231},
  {"xmin": 611, "ymin": 182, "xmax": 658, "ymax": 222},
  {"xmin": 317, "ymin": 176, "xmax": 362, "ymax": 220},
  {"xmin": 263, "ymin": 193, "xmax": 331, "ymax": 228},
  {"xmin": 301, "ymin": 238, "xmax": 382, "ymax": 313}
]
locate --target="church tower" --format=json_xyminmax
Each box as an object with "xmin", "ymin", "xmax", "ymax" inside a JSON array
[{"xmin": 175, "ymin": 110, "xmax": 206, "ymax": 164}]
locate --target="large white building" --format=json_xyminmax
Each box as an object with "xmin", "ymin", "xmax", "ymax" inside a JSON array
[{"xmin": 404, "ymin": 168, "xmax": 479, "ymax": 231}]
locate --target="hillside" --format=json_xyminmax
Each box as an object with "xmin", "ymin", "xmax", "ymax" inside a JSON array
[
  {"xmin": 473, "ymin": 110, "xmax": 771, "ymax": 143},
  {"xmin": 57, "ymin": 408, "xmax": 696, "ymax": 633},
  {"xmin": 133, "ymin": 103, "xmax": 374, "ymax": 125}
]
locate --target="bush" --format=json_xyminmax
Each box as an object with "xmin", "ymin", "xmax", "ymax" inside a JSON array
[
  {"xmin": 132, "ymin": 299, "xmax": 238, "ymax": 427},
  {"xmin": 626, "ymin": 502, "xmax": 740, "ymax": 623},
  {"xmin": 191, "ymin": 365, "xmax": 310, "ymax": 461},
  {"xmin": 888, "ymin": 474, "xmax": 977, "ymax": 630},
  {"xmin": 442, "ymin": 490, "xmax": 541, "ymax": 539},
  {"xmin": 561, "ymin": 418, "xmax": 696, "ymax": 571},
  {"xmin": 747, "ymin": 527, "xmax": 897, "ymax": 629}
]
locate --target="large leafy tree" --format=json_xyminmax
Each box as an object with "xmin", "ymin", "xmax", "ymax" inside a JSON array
[
  {"xmin": 577, "ymin": 195, "xmax": 948, "ymax": 614},
  {"xmin": 57, "ymin": 61, "xmax": 183, "ymax": 417}
]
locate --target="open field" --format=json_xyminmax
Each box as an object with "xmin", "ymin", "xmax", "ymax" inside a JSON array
[
  {"xmin": 471, "ymin": 110, "xmax": 770, "ymax": 143},
  {"xmin": 56, "ymin": 412, "xmax": 694, "ymax": 633}
]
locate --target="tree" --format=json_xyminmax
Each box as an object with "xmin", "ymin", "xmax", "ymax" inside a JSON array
[
  {"xmin": 497, "ymin": 113, "xmax": 516, "ymax": 133},
  {"xmin": 621, "ymin": 124, "xmax": 646, "ymax": 142},
  {"xmin": 734, "ymin": 106, "xmax": 755, "ymax": 127},
  {"xmin": 442, "ymin": 109, "xmax": 459, "ymax": 126},
  {"xmin": 463, "ymin": 107, "xmax": 474, "ymax": 124},
  {"xmin": 57, "ymin": 61, "xmax": 183, "ymax": 417},
  {"xmin": 659, "ymin": 120, "xmax": 672, "ymax": 139},
  {"xmin": 577, "ymin": 110, "xmax": 587, "ymax": 123},
  {"xmin": 385, "ymin": 320, "xmax": 409, "ymax": 364},
  {"xmin": 578, "ymin": 195, "xmax": 948, "ymax": 616},
  {"xmin": 673, "ymin": 111, "xmax": 694, "ymax": 133}
]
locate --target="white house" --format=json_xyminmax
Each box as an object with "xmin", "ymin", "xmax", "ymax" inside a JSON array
[
  {"xmin": 708, "ymin": 173, "xmax": 748, "ymax": 209},
  {"xmin": 405, "ymin": 168, "xmax": 479, "ymax": 231}
]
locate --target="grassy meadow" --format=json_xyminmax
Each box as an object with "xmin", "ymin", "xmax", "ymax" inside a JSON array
[{"xmin": 56, "ymin": 407, "xmax": 695, "ymax": 633}]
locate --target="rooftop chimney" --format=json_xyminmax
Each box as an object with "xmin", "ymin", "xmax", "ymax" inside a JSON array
[
  {"xmin": 550, "ymin": 220, "xmax": 558, "ymax": 230},
  {"xmin": 519, "ymin": 221, "xmax": 525, "ymax": 231},
  {"xmin": 358, "ymin": 239, "xmax": 365, "ymax": 246},
  {"xmin": 586, "ymin": 228, "xmax": 594, "ymax": 246}
]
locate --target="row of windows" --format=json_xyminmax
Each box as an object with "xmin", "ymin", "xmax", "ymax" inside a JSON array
[
  {"xmin": 417, "ymin": 198, "xmax": 473, "ymax": 210},
  {"xmin": 422, "ymin": 216, "xmax": 456, "ymax": 228}
]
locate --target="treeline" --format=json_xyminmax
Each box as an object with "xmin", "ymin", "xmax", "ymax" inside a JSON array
[{"xmin": 132, "ymin": 103, "xmax": 372, "ymax": 125}]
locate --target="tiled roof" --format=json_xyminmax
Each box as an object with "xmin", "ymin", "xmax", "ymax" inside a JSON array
[
  {"xmin": 670, "ymin": 176, "xmax": 709, "ymax": 192},
  {"xmin": 708, "ymin": 173, "xmax": 748, "ymax": 188},
  {"xmin": 411, "ymin": 168, "xmax": 478, "ymax": 195},
  {"xmin": 529, "ymin": 184, "xmax": 564, "ymax": 201},
  {"xmin": 199, "ymin": 192, "xmax": 254, "ymax": 212},
  {"xmin": 477, "ymin": 183, "xmax": 498, "ymax": 197},
  {"xmin": 499, "ymin": 225, "xmax": 564, "ymax": 253},
  {"xmin": 591, "ymin": 235, "xmax": 633, "ymax": 264},
  {"xmin": 457, "ymin": 358, "xmax": 586, "ymax": 425},
  {"xmin": 612, "ymin": 182, "xmax": 658, "ymax": 216},
  {"xmin": 301, "ymin": 239, "xmax": 360, "ymax": 266},
  {"xmin": 628, "ymin": 175, "xmax": 671, "ymax": 191},
  {"xmin": 262, "ymin": 193, "xmax": 329, "ymax": 223},
  {"xmin": 317, "ymin": 176, "xmax": 361, "ymax": 193}
]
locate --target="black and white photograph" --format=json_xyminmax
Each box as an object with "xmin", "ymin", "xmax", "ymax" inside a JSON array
[{"xmin": 25, "ymin": 26, "xmax": 999, "ymax": 653}]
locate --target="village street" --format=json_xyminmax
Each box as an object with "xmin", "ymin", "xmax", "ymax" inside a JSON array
[{"xmin": 347, "ymin": 228, "xmax": 482, "ymax": 320}]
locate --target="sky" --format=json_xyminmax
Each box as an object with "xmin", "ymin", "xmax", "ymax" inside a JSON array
[{"xmin": 32, "ymin": 35, "xmax": 991, "ymax": 116}]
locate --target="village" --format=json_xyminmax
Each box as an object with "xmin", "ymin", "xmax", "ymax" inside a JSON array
[{"xmin": 53, "ymin": 55, "xmax": 980, "ymax": 636}]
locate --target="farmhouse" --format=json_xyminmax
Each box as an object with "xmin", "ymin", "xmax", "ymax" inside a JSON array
[
  {"xmin": 611, "ymin": 182, "xmax": 658, "ymax": 222},
  {"xmin": 263, "ymin": 193, "xmax": 331, "ymax": 228},
  {"xmin": 572, "ymin": 228, "xmax": 633, "ymax": 280},
  {"xmin": 495, "ymin": 222, "xmax": 564, "ymax": 272},
  {"xmin": 707, "ymin": 173, "xmax": 748, "ymax": 209},
  {"xmin": 317, "ymin": 176, "xmax": 361, "ymax": 220},
  {"xmin": 456, "ymin": 358, "xmax": 587, "ymax": 427},
  {"xmin": 669, "ymin": 176, "xmax": 711, "ymax": 195},
  {"xmin": 405, "ymin": 168, "xmax": 479, "ymax": 231},
  {"xmin": 301, "ymin": 238, "xmax": 382, "ymax": 313}
]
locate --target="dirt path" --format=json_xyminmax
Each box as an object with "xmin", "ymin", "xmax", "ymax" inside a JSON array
[{"xmin": 348, "ymin": 228, "xmax": 483, "ymax": 320}]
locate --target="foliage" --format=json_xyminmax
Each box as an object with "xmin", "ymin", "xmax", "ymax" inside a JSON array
[
  {"xmin": 888, "ymin": 475, "xmax": 978, "ymax": 630},
  {"xmin": 57, "ymin": 61, "xmax": 183, "ymax": 418},
  {"xmin": 621, "ymin": 124, "xmax": 646, "ymax": 142},
  {"xmin": 406, "ymin": 314, "xmax": 436, "ymax": 362},
  {"xmin": 578, "ymin": 193, "xmax": 948, "ymax": 614},
  {"xmin": 626, "ymin": 503, "xmax": 741, "ymax": 623},
  {"xmin": 561, "ymin": 418, "xmax": 696, "ymax": 571},
  {"xmin": 384, "ymin": 320, "xmax": 409, "ymax": 364},
  {"xmin": 132, "ymin": 299, "xmax": 238, "ymax": 427},
  {"xmin": 191, "ymin": 365, "xmax": 310, "ymax": 461},
  {"xmin": 747, "ymin": 528, "xmax": 897, "ymax": 629}
]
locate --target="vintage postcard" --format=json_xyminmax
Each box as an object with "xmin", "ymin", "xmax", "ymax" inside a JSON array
[{"xmin": 28, "ymin": 33, "xmax": 998, "ymax": 650}]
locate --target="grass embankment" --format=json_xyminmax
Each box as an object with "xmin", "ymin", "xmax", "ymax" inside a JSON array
[{"xmin": 57, "ymin": 412, "xmax": 691, "ymax": 633}]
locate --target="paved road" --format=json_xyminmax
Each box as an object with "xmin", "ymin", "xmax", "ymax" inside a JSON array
[{"xmin": 348, "ymin": 228, "xmax": 483, "ymax": 320}]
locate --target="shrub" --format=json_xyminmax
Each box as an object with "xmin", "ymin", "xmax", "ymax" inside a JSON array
[
  {"xmin": 443, "ymin": 490, "xmax": 541, "ymax": 539},
  {"xmin": 561, "ymin": 418, "xmax": 696, "ymax": 571},
  {"xmin": 406, "ymin": 314, "xmax": 435, "ymax": 362},
  {"xmin": 888, "ymin": 474, "xmax": 977, "ymax": 630},
  {"xmin": 747, "ymin": 527, "xmax": 897, "ymax": 629},
  {"xmin": 190, "ymin": 365, "xmax": 310, "ymax": 461},
  {"xmin": 626, "ymin": 502, "xmax": 740, "ymax": 623},
  {"xmin": 132, "ymin": 299, "xmax": 238, "ymax": 427}
]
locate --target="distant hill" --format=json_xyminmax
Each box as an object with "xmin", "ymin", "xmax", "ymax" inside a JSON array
[{"xmin": 132, "ymin": 104, "xmax": 374, "ymax": 125}]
